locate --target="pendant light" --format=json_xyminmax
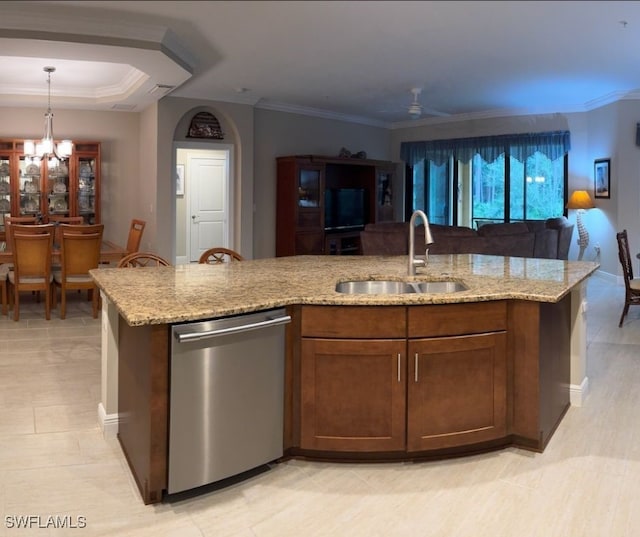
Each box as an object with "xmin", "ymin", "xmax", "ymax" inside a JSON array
[{"xmin": 24, "ymin": 66, "xmax": 73, "ymax": 167}]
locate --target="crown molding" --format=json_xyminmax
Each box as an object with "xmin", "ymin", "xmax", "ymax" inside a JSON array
[{"xmin": 255, "ymin": 100, "xmax": 389, "ymax": 128}]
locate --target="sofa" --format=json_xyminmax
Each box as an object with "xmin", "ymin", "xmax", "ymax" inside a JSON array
[{"xmin": 360, "ymin": 217, "xmax": 574, "ymax": 260}]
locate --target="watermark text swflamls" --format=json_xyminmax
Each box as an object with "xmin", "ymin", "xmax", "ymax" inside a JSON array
[{"xmin": 5, "ymin": 514, "xmax": 87, "ymax": 529}]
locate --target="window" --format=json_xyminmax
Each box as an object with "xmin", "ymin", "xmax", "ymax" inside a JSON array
[
  {"xmin": 401, "ymin": 131, "xmax": 570, "ymax": 228},
  {"xmin": 411, "ymin": 159, "xmax": 451, "ymax": 225}
]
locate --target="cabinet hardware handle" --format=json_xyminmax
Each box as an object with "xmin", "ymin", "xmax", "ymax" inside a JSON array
[
  {"xmin": 414, "ymin": 353, "xmax": 419, "ymax": 382},
  {"xmin": 397, "ymin": 353, "xmax": 401, "ymax": 382}
]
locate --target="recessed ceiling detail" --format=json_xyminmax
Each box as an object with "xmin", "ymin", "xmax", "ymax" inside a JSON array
[{"xmin": 0, "ymin": 2, "xmax": 194, "ymax": 111}]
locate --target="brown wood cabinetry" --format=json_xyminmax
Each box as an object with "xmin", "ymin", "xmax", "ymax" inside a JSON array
[
  {"xmin": 407, "ymin": 333, "xmax": 507, "ymax": 451},
  {"xmin": 276, "ymin": 155, "xmax": 399, "ymax": 256},
  {"xmin": 301, "ymin": 338, "xmax": 406, "ymax": 452},
  {"xmin": 0, "ymin": 139, "xmax": 100, "ymax": 240},
  {"xmin": 113, "ymin": 295, "xmax": 571, "ymax": 504},
  {"xmin": 406, "ymin": 301, "xmax": 508, "ymax": 451},
  {"xmin": 300, "ymin": 305, "xmax": 406, "ymax": 452},
  {"xmin": 298, "ymin": 303, "xmax": 509, "ymax": 454}
]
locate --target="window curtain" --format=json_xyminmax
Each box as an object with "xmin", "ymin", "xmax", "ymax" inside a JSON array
[{"xmin": 400, "ymin": 130, "xmax": 570, "ymax": 167}]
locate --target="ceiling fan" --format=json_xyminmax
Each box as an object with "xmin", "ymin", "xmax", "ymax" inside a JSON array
[
  {"xmin": 402, "ymin": 87, "xmax": 450, "ymax": 120},
  {"xmin": 377, "ymin": 87, "xmax": 450, "ymax": 121},
  {"xmin": 407, "ymin": 87, "xmax": 424, "ymax": 119}
]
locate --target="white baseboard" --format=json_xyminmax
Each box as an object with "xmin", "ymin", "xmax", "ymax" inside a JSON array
[
  {"xmin": 176, "ymin": 255, "xmax": 188, "ymax": 265},
  {"xmin": 98, "ymin": 403, "xmax": 119, "ymax": 438},
  {"xmin": 570, "ymin": 376, "xmax": 589, "ymax": 407}
]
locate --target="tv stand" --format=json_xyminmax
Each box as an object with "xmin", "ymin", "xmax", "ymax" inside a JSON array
[
  {"xmin": 276, "ymin": 155, "xmax": 399, "ymax": 256},
  {"xmin": 325, "ymin": 230, "xmax": 362, "ymax": 255}
]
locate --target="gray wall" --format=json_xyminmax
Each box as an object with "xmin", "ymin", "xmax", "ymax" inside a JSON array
[
  {"xmin": 391, "ymin": 107, "xmax": 640, "ymax": 277},
  {"xmin": 253, "ymin": 109, "xmax": 392, "ymax": 259},
  {"xmin": 4, "ymin": 97, "xmax": 638, "ymax": 278}
]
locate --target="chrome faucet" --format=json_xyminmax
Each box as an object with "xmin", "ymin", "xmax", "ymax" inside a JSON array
[{"xmin": 408, "ymin": 210, "xmax": 434, "ymax": 276}]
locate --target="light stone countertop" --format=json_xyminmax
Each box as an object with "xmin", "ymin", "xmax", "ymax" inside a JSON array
[{"xmin": 90, "ymin": 254, "xmax": 599, "ymax": 326}]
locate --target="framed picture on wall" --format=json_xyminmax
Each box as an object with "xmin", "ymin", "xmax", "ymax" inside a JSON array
[
  {"xmin": 176, "ymin": 164, "xmax": 185, "ymax": 196},
  {"xmin": 594, "ymin": 158, "xmax": 610, "ymax": 199}
]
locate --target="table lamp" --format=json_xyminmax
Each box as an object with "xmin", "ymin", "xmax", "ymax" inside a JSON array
[{"xmin": 566, "ymin": 190, "xmax": 595, "ymax": 260}]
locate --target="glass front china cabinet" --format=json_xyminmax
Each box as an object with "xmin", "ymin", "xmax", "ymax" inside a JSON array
[
  {"xmin": 0, "ymin": 139, "xmax": 100, "ymax": 242},
  {"xmin": 0, "ymin": 142, "xmax": 12, "ymax": 237}
]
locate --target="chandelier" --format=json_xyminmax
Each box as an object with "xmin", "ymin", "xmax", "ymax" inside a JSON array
[{"xmin": 23, "ymin": 66, "xmax": 73, "ymax": 166}]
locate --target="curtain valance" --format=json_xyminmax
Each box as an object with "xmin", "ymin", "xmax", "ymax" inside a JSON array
[{"xmin": 400, "ymin": 130, "xmax": 571, "ymax": 167}]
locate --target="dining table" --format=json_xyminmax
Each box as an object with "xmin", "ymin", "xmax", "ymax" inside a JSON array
[{"xmin": 0, "ymin": 240, "xmax": 128, "ymax": 265}]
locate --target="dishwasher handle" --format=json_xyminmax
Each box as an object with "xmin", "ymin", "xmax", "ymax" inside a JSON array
[{"xmin": 174, "ymin": 313, "xmax": 291, "ymax": 343}]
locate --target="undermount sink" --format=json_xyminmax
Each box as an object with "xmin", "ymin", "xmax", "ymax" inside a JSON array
[{"xmin": 335, "ymin": 280, "xmax": 468, "ymax": 295}]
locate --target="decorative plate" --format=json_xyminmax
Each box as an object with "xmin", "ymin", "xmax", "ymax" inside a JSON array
[
  {"xmin": 25, "ymin": 181, "xmax": 38, "ymax": 194},
  {"xmin": 53, "ymin": 181, "xmax": 67, "ymax": 193},
  {"xmin": 0, "ymin": 163, "xmax": 9, "ymax": 176},
  {"xmin": 0, "ymin": 181, "xmax": 9, "ymax": 194},
  {"xmin": 54, "ymin": 198, "xmax": 68, "ymax": 212},
  {"xmin": 24, "ymin": 200, "xmax": 37, "ymax": 212},
  {"xmin": 0, "ymin": 199, "xmax": 9, "ymax": 212},
  {"xmin": 79, "ymin": 163, "xmax": 93, "ymax": 177},
  {"xmin": 79, "ymin": 198, "xmax": 91, "ymax": 211},
  {"xmin": 25, "ymin": 163, "xmax": 40, "ymax": 175}
]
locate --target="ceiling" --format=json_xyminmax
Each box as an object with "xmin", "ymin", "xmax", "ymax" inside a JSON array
[{"xmin": 2, "ymin": 1, "xmax": 640, "ymax": 127}]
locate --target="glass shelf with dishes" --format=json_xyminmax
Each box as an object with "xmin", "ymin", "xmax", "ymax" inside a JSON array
[
  {"xmin": 78, "ymin": 192, "xmax": 95, "ymax": 217},
  {"xmin": 0, "ymin": 139, "xmax": 101, "ymax": 225},
  {"xmin": 0, "ymin": 156, "xmax": 11, "ymax": 224},
  {"xmin": 19, "ymin": 157, "xmax": 42, "ymax": 217},
  {"xmin": 48, "ymin": 192, "xmax": 70, "ymax": 215},
  {"xmin": 75, "ymin": 154, "xmax": 97, "ymax": 223},
  {"xmin": 20, "ymin": 193, "xmax": 41, "ymax": 216},
  {"xmin": 47, "ymin": 161, "xmax": 69, "ymax": 198}
]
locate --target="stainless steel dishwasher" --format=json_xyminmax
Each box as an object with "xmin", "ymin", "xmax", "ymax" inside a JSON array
[{"xmin": 168, "ymin": 308, "xmax": 291, "ymax": 495}]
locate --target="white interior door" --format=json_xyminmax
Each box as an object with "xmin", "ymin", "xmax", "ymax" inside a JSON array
[{"xmin": 189, "ymin": 153, "xmax": 229, "ymax": 262}]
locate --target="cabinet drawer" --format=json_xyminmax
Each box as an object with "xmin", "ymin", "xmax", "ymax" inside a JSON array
[
  {"xmin": 302, "ymin": 306, "xmax": 406, "ymax": 338},
  {"xmin": 408, "ymin": 301, "xmax": 506, "ymax": 338}
]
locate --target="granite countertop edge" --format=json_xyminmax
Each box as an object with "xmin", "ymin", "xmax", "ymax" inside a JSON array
[{"xmin": 91, "ymin": 255, "xmax": 600, "ymax": 326}]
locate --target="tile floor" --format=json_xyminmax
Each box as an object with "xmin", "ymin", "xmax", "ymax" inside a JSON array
[{"xmin": 0, "ymin": 275, "xmax": 639, "ymax": 536}]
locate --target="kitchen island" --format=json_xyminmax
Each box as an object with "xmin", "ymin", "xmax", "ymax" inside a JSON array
[{"xmin": 91, "ymin": 254, "xmax": 598, "ymax": 504}]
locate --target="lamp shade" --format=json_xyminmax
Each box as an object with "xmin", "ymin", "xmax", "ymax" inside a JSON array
[{"xmin": 566, "ymin": 190, "xmax": 595, "ymax": 210}]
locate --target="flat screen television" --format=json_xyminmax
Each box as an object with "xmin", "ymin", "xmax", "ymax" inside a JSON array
[{"xmin": 324, "ymin": 188, "xmax": 367, "ymax": 231}]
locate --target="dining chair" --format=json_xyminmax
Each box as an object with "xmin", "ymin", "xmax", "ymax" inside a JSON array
[
  {"xmin": 4, "ymin": 215, "xmax": 39, "ymax": 252},
  {"xmin": 0, "ymin": 263, "xmax": 8, "ymax": 316},
  {"xmin": 48, "ymin": 216, "xmax": 84, "ymax": 247},
  {"xmin": 126, "ymin": 219, "xmax": 146, "ymax": 253},
  {"xmin": 53, "ymin": 223, "xmax": 104, "ymax": 319},
  {"xmin": 117, "ymin": 252, "xmax": 171, "ymax": 268},
  {"xmin": 198, "ymin": 247, "xmax": 244, "ymax": 264},
  {"xmin": 7, "ymin": 223, "xmax": 55, "ymax": 321},
  {"xmin": 616, "ymin": 229, "xmax": 640, "ymax": 327}
]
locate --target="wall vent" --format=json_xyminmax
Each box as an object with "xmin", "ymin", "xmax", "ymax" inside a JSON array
[
  {"xmin": 111, "ymin": 103, "xmax": 137, "ymax": 111},
  {"xmin": 148, "ymin": 84, "xmax": 176, "ymax": 96}
]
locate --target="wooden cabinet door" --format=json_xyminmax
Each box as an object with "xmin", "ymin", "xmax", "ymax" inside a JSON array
[
  {"xmin": 407, "ymin": 332, "xmax": 507, "ymax": 452},
  {"xmin": 301, "ymin": 338, "xmax": 406, "ymax": 452}
]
